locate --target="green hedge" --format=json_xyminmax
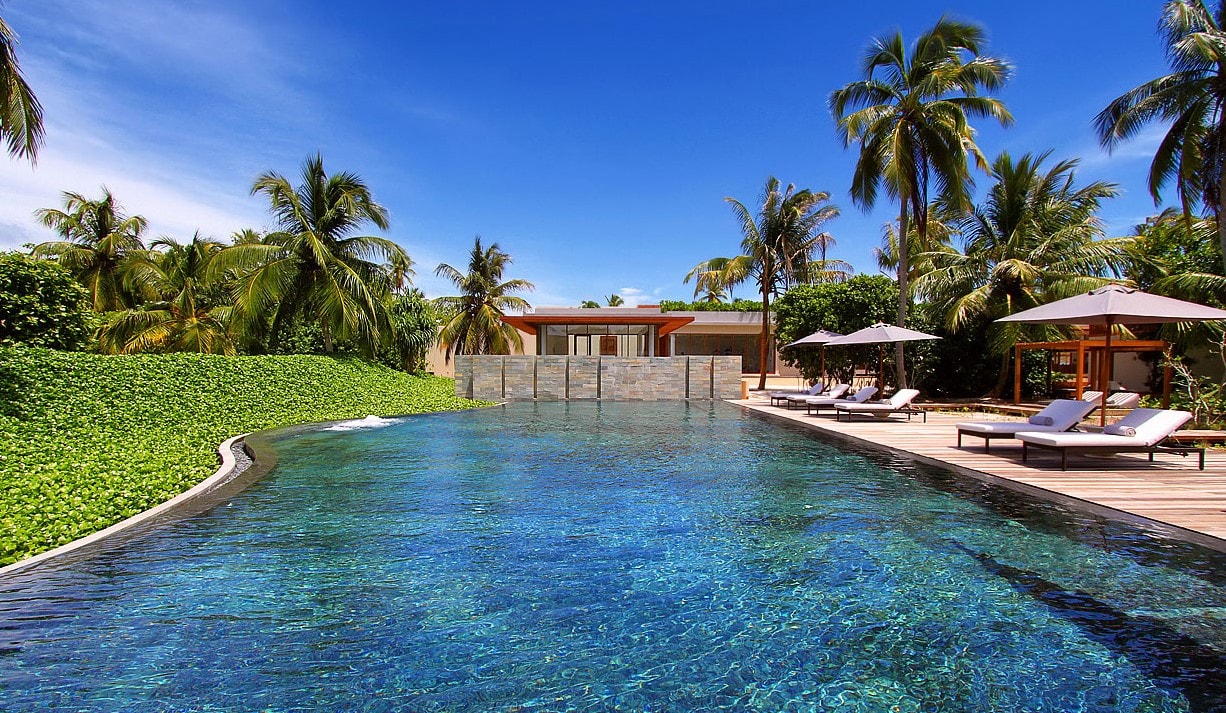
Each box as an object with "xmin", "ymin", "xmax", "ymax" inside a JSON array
[{"xmin": 0, "ymin": 347, "xmax": 489, "ymax": 566}]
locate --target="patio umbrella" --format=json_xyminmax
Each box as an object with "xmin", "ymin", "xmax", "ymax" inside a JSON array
[
  {"xmin": 997, "ymin": 285, "xmax": 1226, "ymax": 425},
  {"xmin": 824, "ymin": 323, "xmax": 940, "ymax": 393},
  {"xmin": 783, "ymin": 329, "xmax": 843, "ymax": 386}
]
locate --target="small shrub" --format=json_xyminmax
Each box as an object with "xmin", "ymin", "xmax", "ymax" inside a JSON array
[{"xmin": 0, "ymin": 253, "xmax": 93, "ymax": 351}]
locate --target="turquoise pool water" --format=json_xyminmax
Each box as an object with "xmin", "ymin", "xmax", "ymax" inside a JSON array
[{"xmin": 1, "ymin": 402, "xmax": 1224, "ymax": 712}]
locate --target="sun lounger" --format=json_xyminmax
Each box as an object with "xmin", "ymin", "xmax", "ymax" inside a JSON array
[
  {"xmin": 769, "ymin": 381, "xmax": 826, "ymax": 406},
  {"xmin": 783, "ymin": 383, "xmax": 847, "ymax": 408},
  {"xmin": 806, "ymin": 385, "xmax": 876, "ymax": 416},
  {"xmin": 956, "ymin": 399, "xmax": 1096, "ymax": 453},
  {"xmin": 1016, "ymin": 408, "xmax": 1204, "ymax": 470},
  {"xmin": 833, "ymin": 388, "xmax": 924, "ymax": 422}
]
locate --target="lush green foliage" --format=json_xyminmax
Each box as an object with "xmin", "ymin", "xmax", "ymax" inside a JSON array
[
  {"xmin": 435, "ymin": 236, "xmax": 534, "ymax": 361},
  {"xmin": 0, "ymin": 252, "xmax": 92, "ymax": 350},
  {"xmin": 380, "ymin": 290, "xmax": 439, "ymax": 372},
  {"xmin": 658, "ymin": 299, "xmax": 764, "ymax": 312},
  {"xmin": 0, "ymin": 347, "xmax": 487, "ymax": 566},
  {"xmin": 1128, "ymin": 211, "xmax": 1225, "ymax": 291},
  {"xmin": 773, "ymin": 276, "xmax": 898, "ymax": 382}
]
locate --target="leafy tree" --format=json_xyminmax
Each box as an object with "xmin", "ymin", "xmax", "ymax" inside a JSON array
[
  {"xmin": 1125, "ymin": 210, "xmax": 1226, "ymax": 350},
  {"xmin": 1127, "ymin": 210, "xmax": 1224, "ymax": 291},
  {"xmin": 32, "ymin": 189, "xmax": 150, "ymax": 311},
  {"xmin": 213, "ymin": 153, "xmax": 407, "ymax": 355},
  {"xmin": 1095, "ymin": 0, "xmax": 1226, "ymax": 273},
  {"xmin": 606, "ymin": 293, "xmax": 625, "ymax": 307},
  {"xmin": 915, "ymin": 151, "xmax": 1131, "ymax": 395},
  {"xmin": 380, "ymin": 289, "xmax": 438, "ymax": 372},
  {"xmin": 773, "ymin": 275, "xmax": 897, "ymax": 383},
  {"xmin": 831, "ymin": 16, "xmax": 1012, "ymax": 386},
  {"xmin": 0, "ymin": 12, "xmax": 42, "ymax": 161},
  {"xmin": 434, "ymin": 236, "xmax": 534, "ymax": 361},
  {"xmin": 97, "ymin": 234, "xmax": 236, "ymax": 355},
  {"xmin": 686, "ymin": 176, "xmax": 840, "ymax": 389},
  {"xmin": 0, "ymin": 252, "xmax": 91, "ymax": 349},
  {"xmin": 579, "ymin": 300, "xmax": 601, "ymax": 308}
]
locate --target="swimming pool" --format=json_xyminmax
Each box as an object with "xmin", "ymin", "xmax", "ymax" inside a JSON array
[{"xmin": 1, "ymin": 402, "xmax": 1224, "ymax": 711}]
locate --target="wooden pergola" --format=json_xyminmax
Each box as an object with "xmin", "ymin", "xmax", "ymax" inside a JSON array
[{"xmin": 1012, "ymin": 338, "xmax": 1172, "ymax": 407}]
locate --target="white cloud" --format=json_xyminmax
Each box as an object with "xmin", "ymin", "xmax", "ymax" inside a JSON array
[
  {"xmin": 0, "ymin": 123, "xmax": 267, "ymax": 250},
  {"xmin": 616, "ymin": 287, "xmax": 649, "ymax": 307}
]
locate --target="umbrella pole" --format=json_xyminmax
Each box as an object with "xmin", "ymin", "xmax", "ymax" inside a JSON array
[
  {"xmin": 1100, "ymin": 322, "xmax": 1112, "ymax": 427},
  {"xmin": 820, "ymin": 347, "xmax": 826, "ymax": 389},
  {"xmin": 877, "ymin": 344, "xmax": 885, "ymax": 394}
]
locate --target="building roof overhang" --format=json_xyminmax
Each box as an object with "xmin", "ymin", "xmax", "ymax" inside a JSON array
[{"xmin": 501, "ymin": 314, "xmax": 695, "ymax": 337}]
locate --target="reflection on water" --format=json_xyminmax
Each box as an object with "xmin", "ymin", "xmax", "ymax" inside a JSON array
[{"xmin": 0, "ymin": 402, "xmax": 1223, "ymax": 712}]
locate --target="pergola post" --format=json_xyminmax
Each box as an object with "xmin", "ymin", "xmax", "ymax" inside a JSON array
[{"xmin": 1075, "ymin": 340, "xmax": 1085, "ymax": 400}]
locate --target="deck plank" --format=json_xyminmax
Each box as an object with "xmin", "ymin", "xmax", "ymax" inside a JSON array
[{"xmin": 734, "ymin": 398, "xmax": 1226, "ymax": 549}]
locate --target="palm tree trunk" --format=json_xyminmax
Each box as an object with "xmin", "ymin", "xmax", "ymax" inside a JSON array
[
  {"xmin": 321, "ymin": 320, "xmax": 334, "ymax": 354},
  {"xmin": 1218, "ymin": 155, "xmax": 1226, "ymax": 274},
  {"xmin": 895, "ymin": 206, "xmax": 910, "ymax": 390},
  {"xmin": 990, "ymin": 350, "xmax": 1011, "ymax": 398},
  {"xmin": 758, "ymin": 285, "xmax": 770, "ymax": 391}
]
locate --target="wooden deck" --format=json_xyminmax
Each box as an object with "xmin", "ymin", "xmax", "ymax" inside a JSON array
[{"xmin": 735, "ymin": 398, "xmax": 1226, "ymax": 551}]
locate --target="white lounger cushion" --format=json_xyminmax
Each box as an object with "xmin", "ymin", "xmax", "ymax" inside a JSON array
[
  {"xmin": 807, "ymin": 385, "xmax": 874, "ymax": 406},
  {"xmin": 834, "ymin": 388, "xmax": 919, "ymax": 412},
  {"xmin": 1016, "ymin": 408, "xmax": 1192, "ymax": 448},
  {"xmin": 787, "ymin": 383, "xmax": 848, "ymax": 403},
  {"xmin": 956, "ymin": 399, "xmax": 1095, "ymax": 436},
  {"xmin": 770, "ymin": 382, "xmax": 826, "ymax": 399}
]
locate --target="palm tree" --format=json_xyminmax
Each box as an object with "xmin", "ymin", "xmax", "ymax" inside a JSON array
[
  {"xmin": 98, "ymin": 233, "xmax": 236, "ymax": 354},
  {"xmin": 698, "ymin": 283, "xmax": 728, "ymax": 303},
  {"xmin": 914, "ymin": 151, "xmax": 1131, "ymax": 394},
  {"xmin": 831, "ymin": 16, "xmax": 1012, "ymax": 386},
  {"xmin": 389, "ymin": 252, "xmax": 416, "ymax": 294},
  {"xmin": 0, "ymin": 12, "xmax": 42, "ymax": 161},
  {"xmin": 606, "ymin": 293, "xmax": 625, "ymax": 307},
  {"xmin": 32, "ymin": 189, "xmax": 149, "ymax": 311},
  {"xmin": 1096, "ymin": 1, "xmax": 1226, "ymax": 273},
  {"xmin": 213, "ymin": 153, "xmax": 407, "ymax": 354},
  {"xmin": 434, "ymin": 236, "xmax": 534, "ymax": 361},
  {"xmin": 579, "ymin": 300, "xmax": 601, "ymax": 308},
  {"xmin": 686, "ymin": 177, "xmax": 840, "ymax": 390}
]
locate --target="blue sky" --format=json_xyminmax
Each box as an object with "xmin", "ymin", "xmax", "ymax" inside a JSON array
[{"xmin": 0, "ymin": 1, "xmax": 1174, "ymax": 307}]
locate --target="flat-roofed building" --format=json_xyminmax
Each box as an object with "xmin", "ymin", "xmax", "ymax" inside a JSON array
[{"xmin": 499, "ymin": 306, "xmax": 793, "ymax": 375}]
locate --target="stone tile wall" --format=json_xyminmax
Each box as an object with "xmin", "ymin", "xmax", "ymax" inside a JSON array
[
  {"xmin": 454, "ymin": 356, "xmax": 474, "ymax": 399},
  {"xmin": 502, "ymin": 356, "xmax": 536, "ymax": 400},
  {"xmin": 456, "ymin": 355, "xmax": 742, "ymax": 401},
  {"xmin": 471, "ymin": 356, "xmax": 504, "ymax": 401},
  {"xmin": 535, "ymin": 356, "xmax": 569, "ymax": 400}
]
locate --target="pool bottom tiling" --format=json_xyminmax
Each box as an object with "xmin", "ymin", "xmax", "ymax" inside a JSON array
[{"xmin": 1, "ymin": 402, "xmax": 1223, "ymax": 712}]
